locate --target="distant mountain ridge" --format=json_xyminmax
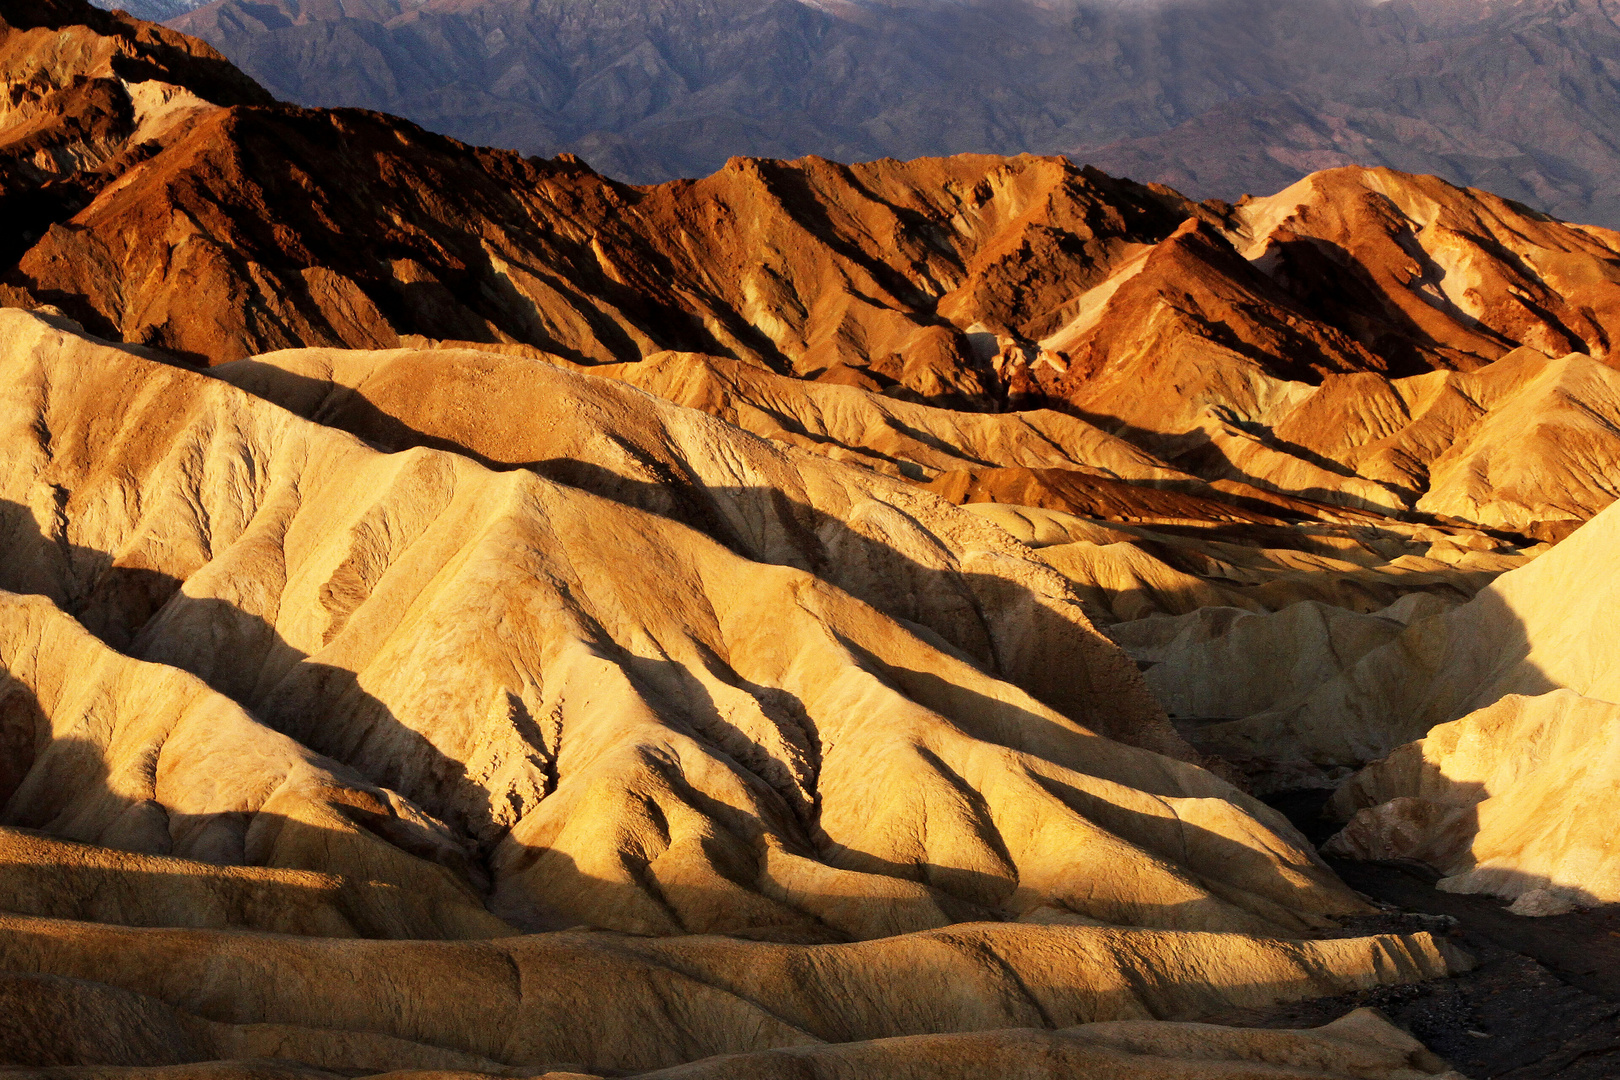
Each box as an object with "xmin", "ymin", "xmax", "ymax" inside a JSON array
[
  {"xmin": 150, "ymin": 0, "xmax": 1620, "ymax": 227},
  {"xmin": 92, "ymin": 0, "xmax": 209, "ymax": 19}
]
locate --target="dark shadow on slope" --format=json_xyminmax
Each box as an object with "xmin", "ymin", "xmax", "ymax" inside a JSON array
[
  {"xmin": 1240, "ymin": 788, "xmax": 1620, "ymax": 1078},
  {"xmin": 0, "ymin": 970, "xmax": 217, "ymax": 1071},
  {"xmin": 1048, "ymin": 403, "xmax": 1560, "ymax": 550},
  {"xmin": 1331, "ymin": 856, "xmax": 1620, "ymax": 1003},
  {"xmin": 1047, "ymin": 407, "xmax": 1426, "ymax": 519},
  {"xmin": 1172, "ymin": 632, "xmax": 1559, "ymax": 798},
  {"xmin": 188, "ymin": 364, "xmax": 1188, "ymax": 744},
  {"xmin": 0, "ymin": 500, "xmax": 507, "ymax": 887},
  {"xmin": 0, "ymin": 819, "xmax": 483, "ymax": 943},
  {"xmin": 1259, "ymin": 235, "xmax": 1510, "ymax": 379},
  {"xmin": 0, "ymin": 492, "xmax": 1390, "ymax": 943}
]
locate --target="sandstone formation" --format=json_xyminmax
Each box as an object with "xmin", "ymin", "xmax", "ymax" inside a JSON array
[
  {"xmin": 3, "ymin": 307, "xmax": 1391, "ymax": 941},
  {"xmin": 1222, "ymin": 170, "xmax": 1620, "ymax": 375},
  {"xmin": 1326, "ymin": 690, "xmax": 1620, "ymax": 918},
  {"xmin": 0, "ymin": 308, "xmax": 1475, "ymax": 1073},
  {"xmin": 593, "ymin": 348, "xmax": 1190, "ymax": 487},
  {"xmin": 1019, "ymin": 168, "xmax": 1620, "ymax": 530},
  {"xmin": 1164, "ymin": 494, "xmax": 1620, "ymax": 786}
]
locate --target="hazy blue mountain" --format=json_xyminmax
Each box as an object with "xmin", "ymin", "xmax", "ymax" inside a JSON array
[
  {"xmin": 163, "ymin": 0, "xmax": 1620, "ymax": 226},
  {"xmin": 91, "ymin": 0, "xmax": 212, "ymax": 20}
]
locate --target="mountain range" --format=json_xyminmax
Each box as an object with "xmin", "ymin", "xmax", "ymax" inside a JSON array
[{"xmin": 77, "ymin": 0, "xmax": 1620, "ymax": 227}]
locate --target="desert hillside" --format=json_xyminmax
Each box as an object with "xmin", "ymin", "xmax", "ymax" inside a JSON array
[
  {"xmin": 3, "ymin": 1, "xmax": 1620, "ymax": 1076},
  {"xmin": 0, "ymin": 289, "xmax": 1476, "ymax": 1076}
]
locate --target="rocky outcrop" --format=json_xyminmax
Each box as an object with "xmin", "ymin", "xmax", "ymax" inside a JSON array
[
  {"xmin": 1169, "ymin": 493, "xmax": 1620, "ymax": 782},
  {"xmin": 0, "ymin": 0, "xmax": 268, "ymax": 264},
  {"xmin": 1326, "ymin": 690, "xmax": 1620, "ymax": 917}
]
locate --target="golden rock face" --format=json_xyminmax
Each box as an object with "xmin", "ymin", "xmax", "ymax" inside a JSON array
[
  {"xmin": 0, "ymin": 306, "xmax": 1471, "ymax": 1078},
  {"xmin": 2, "ymin": 2, "xmax": 1618, "ymax": 1076}
]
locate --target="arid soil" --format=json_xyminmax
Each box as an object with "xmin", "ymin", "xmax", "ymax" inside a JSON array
[{"xmin": 2, "ymin": 2, "xmax": 1620, "ymax": 1077}]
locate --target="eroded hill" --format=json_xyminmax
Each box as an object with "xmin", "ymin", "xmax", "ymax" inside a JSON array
[
  {"xmin": 0, "ymin": 303, "xmax": 1477, "ymax": 1076},
  {"xmin": 3, "ymin": 1, "xmax": 1620, "ymax": 1076},
  {"xmin": 11, "ymin": 1, "xmax": 1620, "ymax": 545}
]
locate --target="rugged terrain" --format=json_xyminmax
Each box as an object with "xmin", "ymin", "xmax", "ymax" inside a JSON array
[
  {"xmin": 142, "ymin": 0, "xmax": 1620, "ymax": 228},
  {"xmin": 3, "ymin": 1, "xmax": 1620, "ymax": 1076}
]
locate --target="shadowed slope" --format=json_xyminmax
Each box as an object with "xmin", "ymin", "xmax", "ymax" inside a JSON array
[
  {"xmin": 1178, "ymin": 494, "xmax": 1620, "ymax": 781},
  {"xmin": 0, "ymin": 590, "xmax": 511, "ymax": 939},
  {"xmin": 1327, "ymin": 690, "xmax": 1620, "ymax": 915},
  {"xmin": 0, "ymin": 308, "xmax": 1377, "ymax": 941}
]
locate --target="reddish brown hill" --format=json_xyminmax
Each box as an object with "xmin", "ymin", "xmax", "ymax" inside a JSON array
[
  {"xmin": 7, "ymin": 2, "xmax": 1620, "ymax": 395},
  {"xmin": 1224, "ymin": 169, "xmax": 1620, "ymax": 369},
  {"xmin": 8, "ymin": 0, "xmax": 1620, "ymax": 534},
  {"xmin": 3, "ymin": 9, "xmax": 1199, "ymax": 404},
  {"xmin": 0, "ymin": 0, "xmax": 268, "ymax": 264}
]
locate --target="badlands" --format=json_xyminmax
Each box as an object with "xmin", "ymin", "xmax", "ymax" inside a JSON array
[{"xmin": 0, "ymin": 0, "xmax": 1619, "ymax": 1076}]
